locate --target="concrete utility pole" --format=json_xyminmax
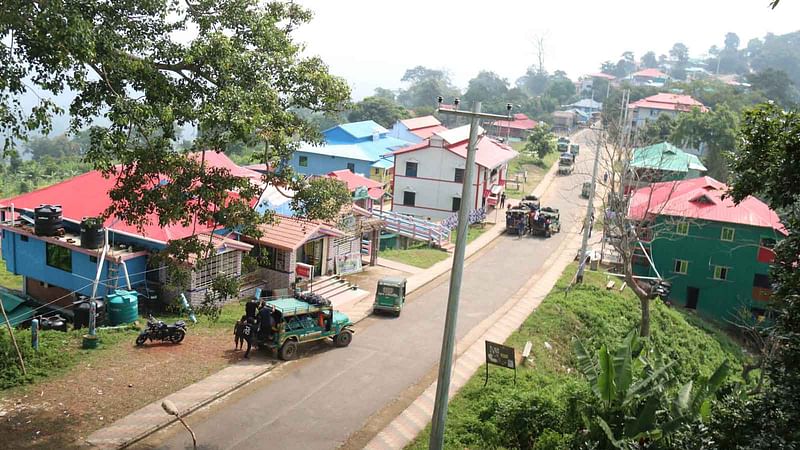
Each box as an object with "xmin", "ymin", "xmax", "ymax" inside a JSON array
[
  {"xmin": 576, "ymin": 125, "xmax": 603, "ymax": 283},
  {"xmin": 429, "ymin": 99, "xmax": 515, "ymax": 450}
]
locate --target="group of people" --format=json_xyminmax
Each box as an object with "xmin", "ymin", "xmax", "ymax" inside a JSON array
[
  {"xmin": 515, "ymin": 209, "xmax": 551, "ymax": 238},
  {"xmin": 233, "ymin": 299, "xmax": 281, "ymax": 359}
]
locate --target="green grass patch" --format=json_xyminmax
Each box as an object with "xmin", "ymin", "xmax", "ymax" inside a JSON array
[
  {"xmin": 504, "ymin": 150, "xmax": 560, "ymax": 199},
  {"xmin": 379, "ymin": 243, "xmax": 449, "ymax": 269},
  {"xmin": 450, "ymin": 224, "xmax": 487, "ymax": 244},
  {"xmin": 407, "ymin": 263, "xmax": 746, "ymax": 449},
  {"xmin": 0, "ymin": 259, "xmax": 22, "ymax": 290}
]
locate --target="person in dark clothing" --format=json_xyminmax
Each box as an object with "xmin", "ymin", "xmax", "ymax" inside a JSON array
[
  {"xmin": 517, "ymin": 217, "xmax": 525, "ymax": 238},
  {"xmin": 257, "ymin": 307, "xmax": 274, "ymax": 344},
  {"xmin": 241, "ymin": 316, "xmax": 257, "ymax": 358},
  {"xmin": 234, "ymin": 315, "xmax": 246, "ymax": 350},
  {"xmin": 245, "ymin": 299, "xmax": 258, "ymax": 319},
  {"xmin": 500, "ymin": 192, "xmax": 506, "ymax": 208}
]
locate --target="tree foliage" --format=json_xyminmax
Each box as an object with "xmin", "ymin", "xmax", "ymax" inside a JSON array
[
  {"xmin": 347, "ymin": 96, "xmax": 409, "ymax": 128},
  {"xmin": 670, "ymin": 105, "xmax": 737, "ymax": 181},
  {"xmin": 462, "ymin": 71, "xmax": 510, "ymax": 114},
  {"xmin": 1, "ymin": 0, "xmax": 352, "ymax": 262},
  {"xmin": 524, "ymin": 124, "xmax": 556, "ymax": 159},
  {"xmin": 397, "ymin": 65, "xmax": 460, "ymax": 109},
  {"xmin": 747, "ymin": 68, "xmax": 800, "ymax": 108}
]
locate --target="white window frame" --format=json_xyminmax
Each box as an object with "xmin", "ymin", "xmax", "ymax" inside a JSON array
[
  {"xmin": 713, "ymin": 265, "xmax": 729, "ymax": 281},
  {"xmin": 676, "ymin": 222, "xmax": 689, "ymax": 236},
  {"xmin": 720, "ymin": 227, "xmax": 735, "ymax": 242},
  {"xmin": 674, "ymin": 259, "xmax": 688, "ymax": 275}
]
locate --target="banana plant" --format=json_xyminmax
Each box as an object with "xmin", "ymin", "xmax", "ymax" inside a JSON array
[{"xmin": 573, "ymin": 329, "xmax": 729, "ymax": 449}]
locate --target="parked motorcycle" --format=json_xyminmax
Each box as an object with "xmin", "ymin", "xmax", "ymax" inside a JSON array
[{"xmin": 135, "ymin": 315, "xmax": 187, "ymax": 346}]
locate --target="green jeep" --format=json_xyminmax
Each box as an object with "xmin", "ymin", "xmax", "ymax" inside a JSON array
[
  {"xmin": 257, "ymin": 297, "xmax": 354, "ymax": 360},
  {"xmin": 373, "ymin": 276, "xmax": 407, "ymax": 317}
]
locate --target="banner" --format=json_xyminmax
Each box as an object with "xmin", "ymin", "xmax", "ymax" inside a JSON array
[
  {"xmin": 296, "ymin": 263, "xmax": 314, "ymax": 281},
  {"xmin": 335, "ymin": 253, "xmax": 363, "ymax": 275}
]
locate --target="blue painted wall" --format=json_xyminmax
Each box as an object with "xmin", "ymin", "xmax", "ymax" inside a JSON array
[
  {"xmin": 291, "ymin": 151, "xmax": 374, "ymax": 177},
  {"xmin": 1, "ymin": 229, "xmax": 149, "ymax": 297}
]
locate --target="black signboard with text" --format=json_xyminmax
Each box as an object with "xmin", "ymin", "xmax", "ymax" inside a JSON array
[{"xmin": 485, "ymin": 340, "xmax": 516, "ymax": 386}]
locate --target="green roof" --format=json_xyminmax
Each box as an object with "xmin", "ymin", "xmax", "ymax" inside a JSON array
[{"xmin": 631, "ymin": 142, "xmax": 708, "ymax": 173}]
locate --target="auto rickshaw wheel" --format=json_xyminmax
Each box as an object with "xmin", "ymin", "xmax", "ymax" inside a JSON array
[
  {"xmin": 334, "ymin": 330, "xmax": 353, "ymax": 347},
  {"xmin": 279, "ymin": 340, "xmax": 298, "ymax": 360}
]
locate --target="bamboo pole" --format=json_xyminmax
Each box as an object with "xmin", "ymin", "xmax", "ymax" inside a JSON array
[{"xmin": 0, "ymin": 298, "xmax": 27, "ymax": 376}]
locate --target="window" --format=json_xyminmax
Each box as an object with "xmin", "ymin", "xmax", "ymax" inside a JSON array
[
  {"xmin": 720, "ymin": 227, "xmax": 735, "ymax": 242},
  {"xmin": 403, "ymin": 191, "xmax": 416, "ymax": 206},
  {"xmin": 760, "ymin": 237, "xmax": 777, "ymax": 249},
  {"xmin": 46, "ymin": 243, "xmax": 72, "ymax": 272},
  {"xmin": 299, "ymin": 155, "xmax": 308, "ymax": 167},
  {"xmin": 713, "ymin": 266, "xmax": 729, "ymax": 280},
  {"xmin": 676, "ymin": 222, "xmax": 689, "ymax": 235},
  {"xmin": 454, "ymin": 168, "xmax": 465, "ymax": 183},
  {"xmin": 405, "ymin": 161, "xmax": 418, "ymax": 177},
  {"xmin": 89, "ymin": 255, "xmax": 98, "ymax": 263},
  {"xmin": 753, "ymin": 273, "xmax": 771, "ymax": 289},
  {"xmin": 347, "ymin": 163, "xmax": 355, "ymax": 173},
  {"xmin": 252, "ymin": 245, "xmax": 287, "ymax": 272},
  {"xmin": 674, "ymin": 259, "xmax": 688, "ymax": 274},
  {"xmin": 452, "ymin": 197, "xmax": 461, "ymax": 212},
  {"xmin": 20, "ymin": 234, "xmax": 29, "ymax": 242}
]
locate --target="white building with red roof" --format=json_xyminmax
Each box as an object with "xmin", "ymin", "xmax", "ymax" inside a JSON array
[
  {"xmin": 630, "ymin": 68, "xmax": 669, "ymax": 86},
  {"xmin": 488, "ymin": 113, "xmax": 538, "ymax": 141},
  {"xmin": 629, "ymin": 93, "xmax": 708, "ymax": 129},
  {"xmin": 390, "ymin": 125, "xmax": 518, "ymax": 220},
  {"xmin": 389, "ymin": 115, "xmax": 448, "ymax": 144}
]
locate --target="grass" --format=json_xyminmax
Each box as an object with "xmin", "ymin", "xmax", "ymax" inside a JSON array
[
  {"xmin": 0, "ymin": 259, "xmax": 22, "ymax": 290},
  {"xmin": 449, "ymin": 224, "xmax": 487, "ymax": 244},
  {"xmin": 407, "ymin": 262, "xmax": 746, "ymax": 449},
  {"xmin": 504, "ymin": 146, "xmax": 560, "ymax": 199},
  {"xmin": 379, "ymin": 244, "xmax": 448, "ymax": 269}
]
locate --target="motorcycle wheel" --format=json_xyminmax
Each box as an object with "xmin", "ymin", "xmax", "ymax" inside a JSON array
[
  {"xmin": 170, "ymin": 329, "xmax": 186, "ymax": 344},
  {"xmin": 135, "ymin": 334, "xmax": 148, "ymax": 346}
]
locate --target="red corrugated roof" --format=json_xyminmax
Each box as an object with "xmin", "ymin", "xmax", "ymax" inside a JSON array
[
  {"xmin": 629, "ymin": 93, "xmax": 708, "ymax": 113},
  {"xmin": 399, "ymin": 115, "xmax": 441, "ymax": 130},
  {"xmin": 490, "ymin": 113, "xmax": 538, "ymax": 131},
  {"xmin": 246, "ymin": 215, "xmax": 344, "ymax": 251},
  {"xmin": 393, "ymin": 133, "xmax": 517, "ymax": 169},
  {"xmin": 186, "ymin": 233, "xmax": 253, "ymax": 265},
  {"xmin": 632, "ymin": 68, "xmax": 667, "ymax": 78},
  {"xmin": 629, "ymin": 177, "xmax": 787, "ymax": 235},
  {"xmin": 189, "ymin": 151, "xmax": 263, "ymax": 183},
  {"xmin": 327, "ymin": 170, "xmax": 385, "ymax": 200},
  {"xmin": 410, "ymin": 124, "xmax": 448, "ymax": 139}
]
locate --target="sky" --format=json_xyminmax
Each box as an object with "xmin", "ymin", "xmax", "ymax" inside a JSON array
[{"xmin": 294, "ymin": 0, "xmax": 800, "ymax": 100}]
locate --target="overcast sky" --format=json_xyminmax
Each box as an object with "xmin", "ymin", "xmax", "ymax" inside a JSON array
[{"xmin": 294, "ymin": 0, "xmax": 800, "ymax": 100}]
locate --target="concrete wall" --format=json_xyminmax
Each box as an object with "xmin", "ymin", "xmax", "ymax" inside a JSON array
[
  {"xmin": 634, "ymin": 217, "xmax": 781, "ymax": 321},
  {"xmin": 631, "ymin": 107, "xmax": 679, "ymax": 128},
  {"xmin": 290, "ymin": 150, "xmax": 373, "ymax": 177}
]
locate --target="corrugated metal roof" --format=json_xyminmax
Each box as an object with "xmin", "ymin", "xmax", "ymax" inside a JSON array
[
  {"xmin": 399, "ymin": 115, "xmax": 441, "ymax": 130},
  {"xmin": 632, "ymin": 68, "xmax": 668, "ymax": 78},
  {"xmin": 629, "ymin": 93, "xmax": 708, "ymax": 113},
  {"xmin": 631, "ymin": 142, "xmax": 707, "ymax": 173},
  {"xmin": 247, "ymin": 215, "xmax": 344, "ymax": 251},
  {"xmin": 329, "ymin": 120, "xmax": 388, "ymax": 139},
  {"xmin": 410, "ymin": 125, "xmax": 448, "ymax": 139},
  {"xmin": 568, "ymin": 99, "xmax": 603, "ymax": 109},
  {"xmin": 629, "ymin": 176, "xmax": 787, "ymax": 234},
  {"xmin": 327, "ymin": 170, "xmax": 385, "ymax": 200},
  {"xmin": 490, "ymin": 113, "xmax": 538, "ymax": 131},
  {"xmin": 297, "ymin": 143, "xmax": 376, "ymax": 161}
]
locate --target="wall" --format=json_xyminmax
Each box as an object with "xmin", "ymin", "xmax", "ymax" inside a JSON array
[
  {"xmin": 634, "ymin": 216, "xmax": 781, "ymax": 321},
  {"xmin": 290, "ymin": 151, "xmax": 373, "ymax": 177},
  {"xmin": 393, "ymin": 146, "xmax": 481, "ymax": 220},
  {"xmin": 631, "ymin": 107, "xmax": 678, "ymax": 128}
]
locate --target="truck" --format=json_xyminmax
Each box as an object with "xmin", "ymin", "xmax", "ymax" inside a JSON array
[
  {"xmin": 569, "ymin": 143, "xmax": 580, "ymax": 156},
  {"xmin": 557, "ymin": 137, "xmax": 570, "ymax": 153},
  {"xmin": 558, "ymin": 153, "xmax": 575, "ymax": 175}
]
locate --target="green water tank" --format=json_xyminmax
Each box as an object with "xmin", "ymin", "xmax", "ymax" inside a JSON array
[{"xmin": 107, "ymin": 290, "xmax": 139, "ymax": 325}]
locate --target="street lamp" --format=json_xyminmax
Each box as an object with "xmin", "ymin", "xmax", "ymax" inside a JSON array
[
  {"xmin": 161, "ymin": 400, "xmax": 197, "ymax": 450},
  {"xmin": 429, "ymin": 98, "xmax": 517, "ymax": 450}
]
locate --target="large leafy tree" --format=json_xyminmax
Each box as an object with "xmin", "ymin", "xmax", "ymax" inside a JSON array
[
  {"xmin": 640, "ymin": 51, "xmax": 658, "ymax": 69},
  {"xmin": 462, "ymin": 70, "xmax": 509, "ymax": 114},
  {"xmin": 722, "ymin": 102, "xmax": 800, "ymax": 449},
  {"xmin": 524, "ymin": 123, "xmax": 555, "ymax": 159},
  {"xmin": 747, "ymin": 68, "xmax": 800, "ymax": 108},
  {"xmin": 347, "ymin": 96, "xmax": 409, "ymax": 128},
  {"xmin": 397, "ymin": 65, "xmax": 460, "ymax": 109},
  {"xmin": 1, "ymin": 1, "xmax": 351, "ymax": 259},
  {"xmin": 670, "ymin": 105, "xmax": 737, "ymax": 181}
]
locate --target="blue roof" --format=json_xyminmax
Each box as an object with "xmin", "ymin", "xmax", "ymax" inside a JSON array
[
  {"xmin": 371, "ymin": 158, "xmax": 394, "ymax": 169},
  {"xmin": 297, "ymin": 136, "xmax": 411, "ymax": 165},
  {"xmin": 357, "ymin": 136, "xmax": 411, "ymax": 160},
  {"xmin": 326, "ymin": 121, "xmax": 388, "ymax": 140}
]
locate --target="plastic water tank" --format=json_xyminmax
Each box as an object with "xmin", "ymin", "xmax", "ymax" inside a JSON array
[
  {"xmin": 34, "ymin": 204, "xmax": 63, "ymax": 236},
  {"xmin": 80, "ymin": 217, "xmax": 104, "ymax": 249},
  {"xmin": 107, "ymin": 290, "xmax": 139, "ymax": 325}
]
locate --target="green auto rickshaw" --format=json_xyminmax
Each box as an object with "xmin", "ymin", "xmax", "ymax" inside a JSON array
[
  {"xmin": 373, "ymin": 276, "xmax": 407, "ymax": 317},
  {"xmin": 581, "ymin": 181, "xmax": 592, "ymax": 199}
]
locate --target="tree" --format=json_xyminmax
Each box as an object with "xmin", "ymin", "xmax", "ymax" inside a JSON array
[
  {"xmin": 600, "ymin": 61, "xmax": 617, "ymax": 75},
  {"xmin": 640, "ymin": 51, "xmax": 658, "ymax": 69},
  {"xmin": 24, "ymin": 134, "xmax": 82, "ymax": 161},
  {"xmin": 722, "ymin": 102, "xmax": 800, "ymax": 448},
  {"xmin": 524, "ymin": 124, "xmax": 555, "ymax": 159},
  {"xmin": 372, "ymin": 87, "xmax": 397, "ymax": 102},
  {"xmin": 670, "ymin": 106, "xmax": 737, "ymax": 181},
  {"xmin": 347, "ymin": 96, "xmax": 409, "ymax": 128},
  {"xmin": 749, "ymin": 31, "xmax": 800, "ymax": 87},
  {"xmin": 397, "ymin": 66, "xmax": 460, "ymax": 109},
  {"xmin": 670, "ymin": 43, "xmax": 690, "ymax": 80},
  {"xmin": 635, "ymin": 114, "xmax": 675, "ymax": 147},
  {"xmin": 2, "ymin": 1, "xmax": 351, "ymax": 265},
  {"xmin": 462, "ymin": 71, "xmax": 510, "ymax": 114},
  {"xmin": 516, "ymin": 67, "xmax": 550, "ymax": 97},
  {"xmin": 545, "ymin": 74, "xmax": 576, "ymax": 106},
  {"xmin": 724, "ymin": 32, "xmax": 741, "ymax": 52},
  {"xmin": 747, "ymin": 68, "xmax": 799, "ymax": 108}
]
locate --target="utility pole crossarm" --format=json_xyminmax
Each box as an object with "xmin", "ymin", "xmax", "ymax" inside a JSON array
[{"xmin": 436, "ymin": 108, "xmax": 515, "ymax": 121}]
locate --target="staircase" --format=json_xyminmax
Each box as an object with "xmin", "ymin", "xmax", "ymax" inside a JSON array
[
  {"xmin": 302, "ymin": 275, "xmax": 359, "ymax": 301},
  {"xmin": 370, "ymin": 210, "xmax": 454, "ymax": 251}
]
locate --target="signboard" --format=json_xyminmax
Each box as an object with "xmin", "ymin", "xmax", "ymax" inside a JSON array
[
  {"xmin": 485, "ymin": 340, "xmax": 516, "ymax": 386},
  {"xmin": 353, "ymin": 186, "xmax": 369, "ymax": 201},
  {"xmin": 295, "ymin": 263, "xmax": 314, "ymax": 281},
  {"xmin": 337, "ymin": 214, "xmax": 357, "ymax": 233},
  {"xmin": 335, "ymin": 253, "xmax": 363, "ymax": 275}
]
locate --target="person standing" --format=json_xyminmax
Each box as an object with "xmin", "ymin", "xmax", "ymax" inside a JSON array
[
  {"xmin": 241, "ymin": 316, "xmax": 256, "ymax": 358},
  {"xmin": 234, "ymin": 315, "xmax": 246, "ymax": 350},
  {"xmin": 500, "ymin": 191, "xmax": 506, "ymax": 208},
  {"xmin": 517, "ymin": 215, "xmax": 525, "ymax": 238}
]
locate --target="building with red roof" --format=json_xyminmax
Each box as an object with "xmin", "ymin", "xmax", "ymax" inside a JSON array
[
  {"xmin": 390, "ymin": 125, "xmax": 517, "ymax": 220},
  {"xmin": 487, "ymin": 113, "xmax": 538, "ymax": 141},
  {"xmin": 628, "ymin": 176, "xmax": 786, "ymax": 321},
  {"xmin": 630, "ymin": 68, "xmax": 669, "ymax": 86},
  {"xmin": 327, "ymin": 169, "xmax": 386, "ymax": 210},
  {"xmin": 629, "ymin": 93, "xmax": 707, "ymax": 129},
  {"xmin": 389, "ymin": 115, "xmax": 448, "ymax": 144}
]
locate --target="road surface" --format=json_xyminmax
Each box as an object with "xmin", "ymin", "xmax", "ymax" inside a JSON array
[{"xmin": 134, "ymin": 129, "xmax": 598, "ymax": 450}]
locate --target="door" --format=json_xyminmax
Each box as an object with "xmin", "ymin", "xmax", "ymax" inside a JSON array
[
  {"xmin": 300, "ymin": 240, "xmax": 324, "ymax": 277},
  {"xmin": 686, "ymin": 287, "xmax": 700, "ymax": 309}
]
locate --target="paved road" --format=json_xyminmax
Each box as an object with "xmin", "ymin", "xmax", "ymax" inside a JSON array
[{"xmin": 135, "ymin": 129, "xmax": 597, "ymax": 450}]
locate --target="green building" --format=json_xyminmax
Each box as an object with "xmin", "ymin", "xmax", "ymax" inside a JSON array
[
  {"xmin": 629, "ymin": 177, "xmax": 786, "ymax": 322},
  {"xmin": 626, "ymin": 142, "xmax": 707, "ymax": 192}
]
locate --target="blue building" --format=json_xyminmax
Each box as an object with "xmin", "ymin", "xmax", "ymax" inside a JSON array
[{"xmin": 290, "ymin": 120, "xmax": 411, "ymax": 182}]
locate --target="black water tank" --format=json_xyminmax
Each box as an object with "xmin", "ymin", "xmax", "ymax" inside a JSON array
[
  {"xmin": 34, "ymin": 204, "xmax": 63, "ymax": 236},
  {"xmin": 80, "ymin": 217, "xmax": 104, "ymax": 249},
  {"xmin": 72, "ymin": 299, "xmax": 106, "ymax": 329}
]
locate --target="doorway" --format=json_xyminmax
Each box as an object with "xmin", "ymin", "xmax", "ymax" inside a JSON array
[
  {"xmin": 686, "ymin": 287, "xmax": 700, "ymax": 309},
  {"xmin": 298, "ymin": 239, "xmax": 324, "ymax": 277}
]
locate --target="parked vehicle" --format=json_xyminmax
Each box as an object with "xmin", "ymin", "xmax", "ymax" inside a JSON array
[
  {"xmin": 506, "ymin": 208, "xmax": 528, "ymax": 234},
  {"xmin": 519, "ymin": 195, "xmax": 540, "ymax": 210},
  {"xmin": 557, "ymin": 137, "xmax": 570, "ymax": 153},
  {"xmin": 570, "ymin": 143, "xmax": 580, "ymax": 156},
  {"xmin": 558, "ymin": 154, "xmax": 575, "ymax": 175},
  {"xmin": 135, "ymin": 315, "xmax": 187, "ymax": 346},
  {"xmin": 373, "ymin": 276, "xmax": 407, "ymax": 316},
  {"xmin": 257, "ymin": 297, "xmax": 353, "ymax": 360},
  {"xmin": 530, "ymin": 207, "xmax": 561, "ymax": 237},
  {"xmin": 581, "ymin": 181, "xmax": 592, "ymax": 198}
]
